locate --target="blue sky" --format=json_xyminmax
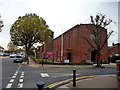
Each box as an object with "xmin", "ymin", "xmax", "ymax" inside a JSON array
[{"xmin": 0, "ymin": 0, "xmax": 119, "ymax": 49}]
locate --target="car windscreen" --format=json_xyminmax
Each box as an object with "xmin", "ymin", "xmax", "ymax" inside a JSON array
[{"xmin": 16, "ymin": 56, "xmax": 22, "ymax": 58}]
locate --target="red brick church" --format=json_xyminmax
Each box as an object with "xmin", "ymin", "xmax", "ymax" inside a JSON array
[{"xmin": 39, "ymin": 24, "xmax": 108, "ymax": 63}]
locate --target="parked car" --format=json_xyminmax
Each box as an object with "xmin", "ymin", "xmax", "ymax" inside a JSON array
[
  {"xmin": 21, "ymin": 54, "xmax": 25, "ymax": 58},
  {"xmin": 3, "ymin": 53, "xmax": 9, "ymax": 56},
  {"xmin": 13, "ymin": 56, "xmax": 23, "ymax": 63},
  {"xmin": 0, "ymin": 53, "xmax": 4, "ymax": 56},
  {"xmin": 10, "ymin": 54, "xmax": 16, "ymax": 58}
]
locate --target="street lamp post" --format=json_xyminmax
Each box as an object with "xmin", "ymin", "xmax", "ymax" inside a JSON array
[{"xmin": 61, "ymin": 30, "xmax": 63, "ymax": 63}]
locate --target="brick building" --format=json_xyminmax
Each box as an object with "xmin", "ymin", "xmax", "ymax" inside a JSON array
[
  {"xmin": 39, "ymin": 24, "xmax": 108, "ymax": 63},
  {"xmin": 39, "ymin": 30, "xmax": 54, "ymax": 59},
  {"xmin": 108, "ymin": 43, "xmax": 120, "ymax": 57}
]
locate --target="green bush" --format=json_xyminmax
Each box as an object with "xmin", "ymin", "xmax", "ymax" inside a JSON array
[
  {"xmin": 101, "ymin": 60, "xmax": 108, "ymax": 64},
  {"xmin": 81, "ymin": 60, "xmax": 86, "ymax": 63},
  {"xmin": 36, "ymin": 59, "xmax": 56, "ymax": 63}
]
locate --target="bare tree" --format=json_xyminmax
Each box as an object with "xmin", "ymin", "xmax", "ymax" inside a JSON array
[{"xmin": 85, "ymin": 14, "xmax": 113, "ymax": 67}]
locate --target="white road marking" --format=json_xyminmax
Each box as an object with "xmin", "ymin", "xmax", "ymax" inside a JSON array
[
  {"xmin": 14, "ymin": 73, "xmax": 17, "ymax": 76},
  {"xmin": 19, "ymin": 79, "xmax": 23, "ymax": 82},
  {"xmin": 41, "ymin": 73, "xmax": 49, "ymax": 77},
  {"xmin": 15, "ymin": 71, "xmax": 18, "ymax": 74},
  {"xmin": 9, "ymin": 79, "xmax": 14, "ymax": 83},
  {"xmin": 6, "ymin": 65, "xmax": 24, "ymax": 89},
  {"xmin": 6, "ymin": 83, "xmax": 12, "ymax": 88},
  {"xmin": 20, "ymin": 76, "xmax": 24, "ymax": 78},
  {"xmin": 18, "ymin": 83, "xmax": 23, "ymax": 88},
  {"xmin": 16, "ymin": 65, "xmax": 21, "ymax": 71},
  {"xmin": 21, "ymin": 71, "xmax": 24, "ymax": 74},
  {"xmin": 12, "ymin": 76, "xmax": 16, "ymax": 79},
  {"xmin": 21, "ymin": 73, "xmax": 24, "ymax": 76}
]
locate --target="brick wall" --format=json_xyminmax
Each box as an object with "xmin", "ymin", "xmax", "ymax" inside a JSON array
[
  {"xmin": 108, "ymin": 44, "xmax": 120, "ymax": 57},
  {"xmin": 53, "ymin": 24, "xmax": 108, "ymax": 63}
]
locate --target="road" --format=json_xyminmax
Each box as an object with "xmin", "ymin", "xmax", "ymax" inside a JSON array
[{"xmin": 2, "ymin": 57, "xmax": 116, "ymax": 89}]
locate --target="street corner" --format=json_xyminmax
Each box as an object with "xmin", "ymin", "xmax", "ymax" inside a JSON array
[
  {"xmin": 45, "ymin": 74, "xmax": 116, "ymax": 89},
  {"xmin": 19, "ymin": 62, "xmax": 41, "ymax": 68},
  {"xmin": 62, "ymin": 75, "xmax": 117, "ymax": 89}
]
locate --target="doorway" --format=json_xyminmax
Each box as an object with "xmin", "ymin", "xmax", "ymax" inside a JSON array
[
  {"xmin": 91, "ymin": 50, "xmax": 97, "ymax": 63},
  {"xmin": 67, "ymin": 52, "xmax": 71, "ymax": 62}
]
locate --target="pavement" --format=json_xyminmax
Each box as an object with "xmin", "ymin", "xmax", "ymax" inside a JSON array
[
  {"xmin": 57, "ymin": 75, "xmax": 117, "ymax": 89},
  {"xmin": 21, "ymin": 58, "xmax": 118, "ymax": 89},
  {"xmin": 21, "ymin": 57, "xmax": 116, "ymax": 69}
]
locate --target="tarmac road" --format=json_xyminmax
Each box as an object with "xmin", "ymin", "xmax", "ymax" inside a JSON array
[{"xmin": 2, "ymin": 57, "xmax": 116, "ymax": 89}]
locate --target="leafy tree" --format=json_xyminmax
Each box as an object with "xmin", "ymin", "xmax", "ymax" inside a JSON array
[
  {"xmin": 7, "ymin": 41, "xmax": 18, "ymax": 52},
  {"xmin": 0, "ymin": 15, "xmax": 4, "ymax": 32},
  {"xmin": 85, "ymin": 14, "xmax": 113, "ymax": 67},
  {"xmin": 10, "ymin": 13, "xmax": 51, "ymax": 64},
  {"xmin": 28, "ymin": 46, "xmax": 36, "ymax": 57}
]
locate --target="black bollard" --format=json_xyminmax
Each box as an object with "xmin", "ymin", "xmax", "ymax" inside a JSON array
[
  {"xmin": 73, "ymin": 69, "xmax": 76, "ymax": 87},
  {"xmin": 36, "ymin": 81, "xmax": 45, "ymax": 90},
  {"xmin": 27, "ymin": 58, "xmax": 29, "ymax": 65},
  {"xmin": 42, "ymin": 59, "xmax": 44, "ymax": 66},
  {"xmin": 52, "ymin": 59, "xmax": 54, "ymax": 63}
]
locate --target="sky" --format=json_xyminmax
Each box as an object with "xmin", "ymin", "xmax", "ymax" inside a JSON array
[{"xmin": 0, "ymin": 0, "xmax": 119, "ymax": 50}]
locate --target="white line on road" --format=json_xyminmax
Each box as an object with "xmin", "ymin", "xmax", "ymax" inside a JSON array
[
  {"xmin": 14, "ymin": 73, "xmax": 17, "ymax": 76},
  {"xmin": 15, "ymin": 71, "xmax": 18, "ymax": 74},
  {"xmin": 6, "ymin": 65, "xmax": 23, "ymax": 88},
  {"xmin": 12, "ymin": 76, "xmax": 16, "ymax": 79},
  {"xmin": 21, "ymin": 73, "xmax": 24, "ymax": 76},
  {"xmin": 20, "ymin": 76, "xmax": 24, "ymax": 78},
  {"xmin": 41, "ymin": 73, "xmax": 49, "ymax": 77},
  {"xmin": 21, "ymin": 71, "xmax": 24, "ymax": 74},
  {"xmin": 9, "ymin": 79, "xmax": 14, "ymax": 83},
  {"xmin": 18, "ymin": 83, "xmax": 23, "ymax": 88},
  {"xmin": 19, "ymin": 79, "xmax": 23, "ymax": 82},
  {"xmin": 6, "ymin": 83, "xmax": 12, "ymax": 88},
  {"xmin": 16, "ymin": 65, "xmax": 21, "ymax": 71}
]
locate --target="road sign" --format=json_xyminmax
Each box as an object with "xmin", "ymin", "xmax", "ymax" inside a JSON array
[{"xmin": 45, "ymin": 51, "xmax": 54, "ymax": 58}]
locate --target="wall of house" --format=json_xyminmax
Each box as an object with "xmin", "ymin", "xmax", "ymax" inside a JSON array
[{"xmin": 108, "ymin": 44, "xmax": 120, "ymax": 57}]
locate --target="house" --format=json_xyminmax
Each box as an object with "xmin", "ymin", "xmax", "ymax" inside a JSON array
[{"xmin": 108, "ymin": 43, "xmax": 120, "ymax": 57}]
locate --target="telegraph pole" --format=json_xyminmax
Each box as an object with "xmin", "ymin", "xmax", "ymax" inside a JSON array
[{"xmin": 61, "ymin": 30, "xmax": 63, "ymax": 63}]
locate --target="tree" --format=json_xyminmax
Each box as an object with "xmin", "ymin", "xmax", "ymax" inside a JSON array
[
  {"xmin": 28, "ymin": 46, "xmax": 36, "ymax": 57},
  {"xmin": 7, "ymin": 41, "xmax": 18, "ymax": 52},
  {"xmin": 85, "ymin": 14, "xmax": 113, "ymax": 67},
  {"xmin": 10, "ymin": 13, "xmax": 51, "ymax": 64},
  {"xmin": 0, "ymin": 15, "xmax": 4, "ymax": 32}
]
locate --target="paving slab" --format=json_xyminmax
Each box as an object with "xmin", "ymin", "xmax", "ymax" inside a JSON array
[{"xmin": 58, "ymin": 76, "xmax": 117, "ymax": 89}]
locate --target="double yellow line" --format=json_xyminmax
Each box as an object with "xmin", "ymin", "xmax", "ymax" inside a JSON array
[{"xmin": 45, "ymin": 74, "xmax": 116, "ymax": 89}]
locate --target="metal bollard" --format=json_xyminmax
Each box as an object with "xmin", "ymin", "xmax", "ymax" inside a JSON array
[
  {"xmin": 73, "ymin": 69, "xmax": 76, "ymax": 87},
  {"xmin": 36, "ymin": 81, "xmax": 45, "ymax": 90},
  {"xmin": 42, "ymin": 59, "xmax": 44, "ymax": 66}
]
